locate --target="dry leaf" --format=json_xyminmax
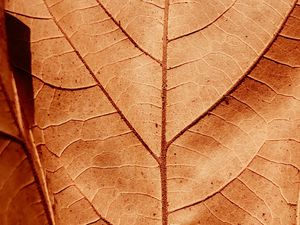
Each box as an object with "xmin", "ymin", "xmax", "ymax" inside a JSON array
[
  {"xmin": 1, "ymin": 0, "xmax": 300, "ymax": 224},
  {"xmin": 0, "ymin": 2, "xmax": 53, "ymax": 224}
]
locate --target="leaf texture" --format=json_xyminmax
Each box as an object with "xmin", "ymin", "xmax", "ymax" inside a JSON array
[
  {"xmin": 0, "ymin": 2, "xmax": 53, "ymax": 224},
  {"xmin": 1, "ymin": 0, "xmax": 300, "ymax": 224}
]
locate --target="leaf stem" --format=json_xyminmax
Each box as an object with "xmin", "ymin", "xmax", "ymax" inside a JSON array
[{"xmin": 160, "ymin": 0, "xmax": 170, "ymax": 224}]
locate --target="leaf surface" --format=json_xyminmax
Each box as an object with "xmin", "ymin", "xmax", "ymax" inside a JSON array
[
  {"xmin": 0, "ymin": 2, "xmax": 53, "ymax": 224},
  {"xmin": 1, "ymin": 0, "xmax": 300, "ymax": 224}
]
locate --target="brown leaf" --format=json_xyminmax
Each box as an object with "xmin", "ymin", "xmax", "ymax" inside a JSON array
[
  {"xmin": 1, "ymin": 0, "xmax": 300, "ymax": 224},
  {"xmin": 0, "ymin": 2, "xmax": 54, "ymax": 224}
]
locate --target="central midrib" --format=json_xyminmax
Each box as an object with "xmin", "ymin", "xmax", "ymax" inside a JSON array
[{"xmin": 160, "ymin": 0, "xmax": 170, "ymax": 225}]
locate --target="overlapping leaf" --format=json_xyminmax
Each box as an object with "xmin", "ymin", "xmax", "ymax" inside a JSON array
[{"xmin": 0, "ymin": 2, "xmax": 53, "ymax": 224}]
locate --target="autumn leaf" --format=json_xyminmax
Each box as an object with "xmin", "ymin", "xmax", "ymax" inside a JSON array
[
  {"xmin": 1, "ymin": 0, "xmax": 300, "ymax": 224},
  {"xmin": 0, "ymin": 2, "xmax": 54, "ymax": 225}
]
